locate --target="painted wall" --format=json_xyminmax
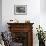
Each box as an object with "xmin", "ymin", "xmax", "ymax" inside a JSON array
[
  {"xmin": 2, "ymin": 0, "xmax": 40, "ymax": 31},
  {"xmin": 40, "ymin": 0, "xmax": 46, "ymax": 31},
  {"xmin": 0, "ymin": 0, "xmax": 2, "ymax": 32},
  {"xmin": 40, "ymin": 0, "xmax": 46, "ymax": 13},
  {"xmin": 2, "ymin": 0, "xmax": 46, "ymax": 46}
]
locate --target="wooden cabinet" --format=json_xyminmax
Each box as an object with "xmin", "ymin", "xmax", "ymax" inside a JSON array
[{"xmin": 7, "ymin": 23, "xmax": 34, "ymax": 46}]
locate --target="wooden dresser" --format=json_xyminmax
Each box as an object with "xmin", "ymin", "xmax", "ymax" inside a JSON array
[{"xmin": 7, "ymin": 23, "xmax": 34, "ymax": 46}]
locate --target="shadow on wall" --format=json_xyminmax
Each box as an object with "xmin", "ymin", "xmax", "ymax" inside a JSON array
[
  {"xmin": 40, "ymin": 0, "xmax": 46, "ymax": 14},
  {"xmin": 0, "ymin": 0, "xmax": 2, "ymax": 32}
]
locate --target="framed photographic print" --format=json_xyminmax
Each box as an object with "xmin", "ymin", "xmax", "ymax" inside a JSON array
[{"xmin": 14, "ymin": 5, "xmax": 27, "ymax": 15}]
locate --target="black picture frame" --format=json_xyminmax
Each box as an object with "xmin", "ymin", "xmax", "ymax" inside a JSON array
[{"xmin": 14, "ymin": 5, "xmax": 27, "ymax": 15}]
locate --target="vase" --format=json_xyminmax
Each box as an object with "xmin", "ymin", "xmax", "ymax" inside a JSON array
[{"xmin": 39, "ymin": 40, "xmax": 45, "ymax": 46}]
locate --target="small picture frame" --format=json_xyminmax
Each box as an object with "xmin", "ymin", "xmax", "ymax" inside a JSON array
[{"xmin": 14, "ymin": 5, "xmax": 27, "ymax": 15}]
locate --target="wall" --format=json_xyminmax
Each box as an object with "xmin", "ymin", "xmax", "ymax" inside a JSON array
[
  {"xmin": 2, "ymin": 0, "xmax": 46, "ymax": 46},
  {"xmin": 0, "ymin": 0, "xmax": 2, "ymax": 32},
  {"xmin": 40, "ymin": 0, "xmax": 46, "ymax": 13},
  {"xmin": 2, "ymin": 0, "xmax": 40, "ymax": 30},
  {"xmin": 40, "ymin": 0, "xmax": 46, "ymax": 31}
]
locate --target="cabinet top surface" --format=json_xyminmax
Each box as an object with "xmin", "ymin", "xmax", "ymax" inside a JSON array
[{"xmin": 7, "ymin": 23, "xmax": 34, "ymax": 25}]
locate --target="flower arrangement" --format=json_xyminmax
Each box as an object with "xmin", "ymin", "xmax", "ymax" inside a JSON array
[{"xmin": 36, "ymin": 25, "xmax": 45, "ymax": 42}]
